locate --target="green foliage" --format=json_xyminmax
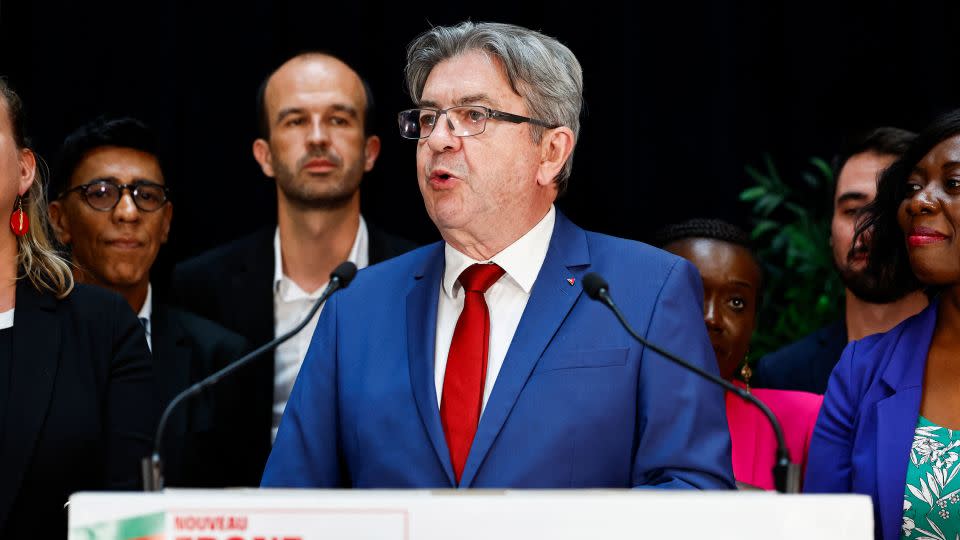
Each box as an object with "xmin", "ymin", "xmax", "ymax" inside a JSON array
[{"xmin": 740, "ymin": 155, "xmax": 845, "ymax": 358}]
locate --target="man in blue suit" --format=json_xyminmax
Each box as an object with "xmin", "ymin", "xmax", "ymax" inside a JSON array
[{"xmin": 261, "ymin": 21, "xmax": 735, "ymax": 490}]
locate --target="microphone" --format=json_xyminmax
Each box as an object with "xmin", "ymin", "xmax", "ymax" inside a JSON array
[
  {"xmin": 582, "ymin": 273, "xmax": 800, "ymax": 494},
  {"xmin": 142, "ymin": 261, "xmax": 358, "ymax": 491}
]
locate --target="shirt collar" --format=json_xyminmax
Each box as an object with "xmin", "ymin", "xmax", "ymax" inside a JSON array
[
  {"xmin": 442, "ymin": 205, "xmax": 556, "ymax": 298},
  {"xmin": 273, "ymin": 215, "xmax": 369, "ymax": 294},
  {"xmin": 137, "ymin": 283, "xmax": 153, "ymax": 322}
]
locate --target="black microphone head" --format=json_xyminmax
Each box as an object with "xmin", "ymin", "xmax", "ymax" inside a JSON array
[
  {"xmin": 582, "ymin": 272, "xmax": 609, "ymax": 300},
  {"xmin": 331, "ymin": 261, "xmax": 358, "ymax": 288}
]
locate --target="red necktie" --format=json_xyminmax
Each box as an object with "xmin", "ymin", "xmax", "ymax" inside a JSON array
[{"xmin": 440, "ymin": 263, "xmax": 505, "ymax": 484}]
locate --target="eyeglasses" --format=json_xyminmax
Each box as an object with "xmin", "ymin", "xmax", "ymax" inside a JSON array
[
  {"xmin": 60, "ymin": 180, "xmax": 170, "ymax": 212},
  {"xmin": 397, "ymin": 105, "xmax": 560, "ymax": 140}
]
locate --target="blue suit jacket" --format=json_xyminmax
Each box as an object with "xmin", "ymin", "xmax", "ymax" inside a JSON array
[
  {"xmin": 805, "ymin": 301, "xmax": 938, "ymax": 540},
  {"xmin": 262, "ymin": 212, "xmax": 735, "ymax": 489}
]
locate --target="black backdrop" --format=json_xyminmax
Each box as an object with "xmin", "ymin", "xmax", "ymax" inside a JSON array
[{"xmin": 2, "ymin": 0, "xmax": 958, "ymax": 283}]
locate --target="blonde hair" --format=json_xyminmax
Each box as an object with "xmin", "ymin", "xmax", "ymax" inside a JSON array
[
  {"xmin": 17, "ymin": 160, "xmax": 75, "ymax": 298},
  {"xmin": 0, "ymin": 78, "xmax": 74, "ymax": 298}
]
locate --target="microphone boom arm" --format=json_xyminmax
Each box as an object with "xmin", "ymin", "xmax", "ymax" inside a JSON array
[
  {"xmin": 585, "ymin": 275, "xmax": 800, "ymax": 494},
  {"xmin": 143, "ymin": 262, "xmax": 357, "ymax": 490}
]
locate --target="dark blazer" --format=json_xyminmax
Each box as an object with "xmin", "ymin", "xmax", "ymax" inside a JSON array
[
  {"xmin": 0, "ymin": 282, "xmax": 154, "ymax": 539},
  {"xmin": 150, "ymin": 303, "xmax": 248, "ymax": 487},
  {"xmin": 263, "ymin": 211, "xmax": 735, "ymax": 490},
  {"xmin": 170, "ymin": 221, "xmax": 417, "ymax": 485},
  {"xmin": 752, "ymin": 320, "xmax": 848, "ymax": 394},
  {"xmin": 805, "ymin": 301, "xmax": 937, "ymax": 540}
]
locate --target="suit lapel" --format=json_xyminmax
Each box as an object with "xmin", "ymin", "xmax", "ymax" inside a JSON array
[
  {"xmin": 235, "ymin": 227, "xmax": 276, "ymax": 345},
  {"xmin": 876, "ymin": 389, "xmax": 921, "ymax": 540},
  {"xmin": 150, "ymin": 306, "xmax": 192, "ymax": 444},
  {"xmin": 235, "ymin": 228, "xmax": 277, "ymax": 455},
  {"xmin": 459, "ymin": 213, "xmax": 590, "ymax": 487},
  {"xmin": 405, "ymin": 243, "xmax": 455, "ymax": 485},
  {"xmin": 0, "ymin": 282, "xmax": 59, "ymax": 528},
  {"xmin": 875, "ymin": 304, "xmax": 935, "ymax": 540}
]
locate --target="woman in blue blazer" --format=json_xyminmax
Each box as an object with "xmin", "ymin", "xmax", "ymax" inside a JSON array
[{"xmin": 806, "ymin": 109, "xmax": 960, "ymax": 540}]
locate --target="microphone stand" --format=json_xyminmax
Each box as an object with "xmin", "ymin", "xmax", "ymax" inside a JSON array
[
  {"xmin": 142, "ymin": 262, "xmax": 357, "ymax": 491},
  {"xmin": 583, "ymin": 273, "xmax": 801, "ymax": 494}
]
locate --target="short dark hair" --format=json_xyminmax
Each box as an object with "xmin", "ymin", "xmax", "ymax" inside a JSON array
[
  {"xmin": 52, "ymin": 116, "xmax": 163, "ymax": 198},
  {"xmin": 856, "ymin": 109, "xmax": 960, "ymax": 298},
  {"xmin": 832, "ymin": 127, "xmax": 916, "ymax": 180},
  {"xmin": 255, "ymin": 52, "xmax": 376, "ymax": 140}
]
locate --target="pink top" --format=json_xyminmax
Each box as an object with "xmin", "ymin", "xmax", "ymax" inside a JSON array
[{"xmin": 725, "ymin": 380, "xmax": 823, "ymax": 490}]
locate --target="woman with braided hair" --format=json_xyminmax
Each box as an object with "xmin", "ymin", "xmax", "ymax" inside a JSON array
[{"xmin": 655, "ymin": 218, "xmax": 822, "ymax": 490}]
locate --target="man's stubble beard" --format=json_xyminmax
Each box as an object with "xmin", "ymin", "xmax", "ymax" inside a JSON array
[
  {"xmin": 834, "ymin": 256, "xmax": 906, "ymax": 304},
  {"xmin": 272, "ymin": 152, "xmax": 365, "ymax": 210}
]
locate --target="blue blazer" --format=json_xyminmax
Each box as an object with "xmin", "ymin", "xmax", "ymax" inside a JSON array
[
  {"xmin": 262, "ymin": 212, "xmax": 735, "ymax": 489},
  {"xmin": 805, "ymin": 301, "xmax": 937, "ymax": 540}
]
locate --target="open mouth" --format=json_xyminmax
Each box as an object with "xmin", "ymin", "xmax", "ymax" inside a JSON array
[{"xmin": 428, "ymin": 169, "xmax": 459, "ymax": 188}]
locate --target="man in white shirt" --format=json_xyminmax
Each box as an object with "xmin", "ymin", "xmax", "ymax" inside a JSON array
[
  {"xmin": 172, "ymin": 53, "xmax": 416, "ymax": 484},
  {"xmin": 263, "ymin": 22, "xmax": 734, "ymax": 490}
]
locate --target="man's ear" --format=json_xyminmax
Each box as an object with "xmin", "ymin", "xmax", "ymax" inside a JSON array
[
  {"xmin": 159, "ymin": 202, "xmax": 173, "ymax": 244},
  {"xmin": 363, "ymin": 135, "xmax": 381, "ymax": 173},
  {"xmin": 252, "ymin": 138, "xmax": 275, "ymax": 178},
  {"xmin": 48, "ymin": 200, "xmax": 72, "ymax": 245},
  {"xmin": 536, "ymin": 127, "xmax": 575, "ymax": 187}
]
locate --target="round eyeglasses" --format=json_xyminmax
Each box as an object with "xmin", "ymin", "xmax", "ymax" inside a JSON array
[
  {"xmin": 60, "ymin": 180, "xmax": 170, "ymax": 212},
  {"xmin": 397, "ymin": 105, "xmax": 559, "ymax": 139}
]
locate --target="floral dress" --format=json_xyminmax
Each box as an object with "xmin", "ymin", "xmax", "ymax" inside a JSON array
[{"xmin": 901, "ymin": 416, "xmax": 960, "ymax": 539}]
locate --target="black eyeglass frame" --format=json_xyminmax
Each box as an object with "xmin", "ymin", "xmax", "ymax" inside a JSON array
[
  {"xmin": 59, "ymin": 180, "xmax": 171, "ymax": 212},
  {"xmin": 397, "ymin": 105, "xmax": 561, "ymax": 140}
]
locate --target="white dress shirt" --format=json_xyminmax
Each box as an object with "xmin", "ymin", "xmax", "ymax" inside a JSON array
[
  {"xmin": 434, "ymin": 205, "xmax": 556, "ymax": 413},
  {"xmin": 0, "ymin": 307, "xmax": 13, "ymax": 330},
  {"xmin": 137, "ymin": 284, "xmax": 153, "ymax": 351},
  {"xmin": 272, "ymin": 216, "xmax": 369, "ymax": 442}
]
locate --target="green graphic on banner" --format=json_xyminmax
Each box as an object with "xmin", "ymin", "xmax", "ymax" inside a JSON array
[{"xmin": 68, "ymin": 511, "xmax": 165, "ymax": 540}]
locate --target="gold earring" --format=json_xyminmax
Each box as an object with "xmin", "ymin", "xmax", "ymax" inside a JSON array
[{"xmin": 740, "ymin": 351, "xmax": 752, "ymax": 392}]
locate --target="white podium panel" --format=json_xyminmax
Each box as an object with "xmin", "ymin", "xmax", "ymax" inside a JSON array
[{"xmin": 68, "ymin": 489, "xmax": 873, "ymax": 540}]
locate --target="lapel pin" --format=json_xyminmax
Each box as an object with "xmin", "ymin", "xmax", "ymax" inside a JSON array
[{"xmin": 567, "ymin": 277, "xmax": 576, "ymax": 286}]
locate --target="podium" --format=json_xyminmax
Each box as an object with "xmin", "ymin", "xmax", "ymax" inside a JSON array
[{"xmin": 69, "ymin": 489, "xmax": 873, "ymax": 539}]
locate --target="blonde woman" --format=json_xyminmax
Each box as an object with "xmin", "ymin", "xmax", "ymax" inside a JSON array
[{"xmin": 0, "ymin": 80, "xmax": 154, "ymax": 539}]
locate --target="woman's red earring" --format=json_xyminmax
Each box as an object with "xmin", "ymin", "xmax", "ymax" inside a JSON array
[{"xmin": 10, "ymin": 195, "xmax": 28, "ymax": 237}]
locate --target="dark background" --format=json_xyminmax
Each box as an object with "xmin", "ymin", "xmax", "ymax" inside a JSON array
[{"xmin": 2, "ymin": 0, "xmax": 958, "ymax": 279}]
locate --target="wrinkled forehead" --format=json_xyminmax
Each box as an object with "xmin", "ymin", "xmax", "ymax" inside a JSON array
[{"xmin": 419, "ymin": 51, "xmax": 522, "ymax": 110}]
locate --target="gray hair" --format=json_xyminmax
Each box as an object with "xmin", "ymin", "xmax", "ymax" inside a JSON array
[{"xmin": 405, "ymin": 21, "xmax": 583, "ymax": 193}]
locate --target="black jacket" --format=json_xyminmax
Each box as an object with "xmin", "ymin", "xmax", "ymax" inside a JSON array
[
  {"xmin": 150, "ymin": 303, "xmax": 249, "ymax": 487},
  {"xmin": 752, "ymin": 319, "xmax": 848, "ymax": 394},
  {"xmin": 170, "ymin": 223, "xmax": 417, "ymax": 485},
  {"xmin": 0, "ymin": 282, "xmax": 154, "ymax": 539}
]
